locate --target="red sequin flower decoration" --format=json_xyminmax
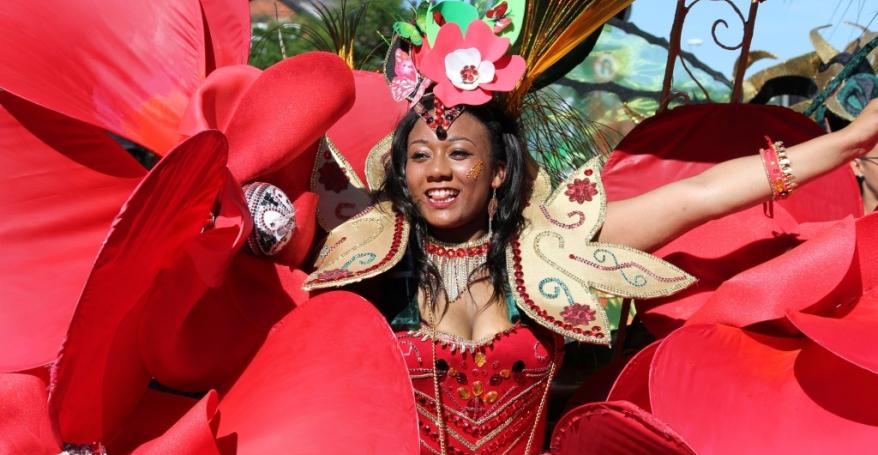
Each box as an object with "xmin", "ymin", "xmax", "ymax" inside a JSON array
[
  {"xmin": 565, "ymin": 177, "xmax": 598, "ymax": 204},
  {"xmin": 315, "ymin": 268, "xmax": 354, "ymax": 282},
  {"xmin": 318, "ymin": 162, "xmax": 349, "ymax": 193},
  {"xmin": 560, "ymin": 303, "xmax": 597, "ymax": 326}
]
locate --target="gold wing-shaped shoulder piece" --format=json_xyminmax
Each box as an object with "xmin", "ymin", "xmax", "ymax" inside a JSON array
[
  {"xmin": 303, "ymin": 200, "xmax": 409, "ymax": 291},
  {"xmin": 507, "ymin": 158, "xmax": 695, "ymax": 345},
  {"xmin": 311, "ymin": 136, "xmax": 374, "ymax": 231}
]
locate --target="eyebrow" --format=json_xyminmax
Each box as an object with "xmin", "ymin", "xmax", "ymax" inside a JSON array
[{"xmin": 407, "ymin": 136, "xmax": 477, "ymax": 147}]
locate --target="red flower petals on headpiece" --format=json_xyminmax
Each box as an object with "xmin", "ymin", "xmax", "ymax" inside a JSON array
[{"xmin": 419, "ymin": 20, "xmax": 525, "ymax": 107}]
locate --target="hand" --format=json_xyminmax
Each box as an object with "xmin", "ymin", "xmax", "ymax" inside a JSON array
[{"xmin": 839, "ymin": 97, "xmax": 878, "ymax": 158}]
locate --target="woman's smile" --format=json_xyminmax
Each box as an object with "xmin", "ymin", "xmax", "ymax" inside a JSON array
[{"xmin": 425, "ymin": 187, "xmax": 461, "ymax": 208}]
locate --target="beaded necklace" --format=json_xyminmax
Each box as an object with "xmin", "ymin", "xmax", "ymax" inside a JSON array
[{"xmin": 425, "ymin": 234, "xmax": 490, "ymax": 303}]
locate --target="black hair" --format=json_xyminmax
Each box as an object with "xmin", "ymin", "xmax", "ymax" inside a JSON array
[{"xmin": 380, "ymin": 98, "xmax": 528, "ymax": 316}]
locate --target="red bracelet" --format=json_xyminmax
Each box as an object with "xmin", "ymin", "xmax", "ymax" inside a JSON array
[{"xmin": 759, "ymin": 136, "xmax": 797, "ymax": 200}]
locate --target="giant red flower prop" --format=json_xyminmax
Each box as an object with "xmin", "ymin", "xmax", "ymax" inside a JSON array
[
  {"xmin": 552, "ymin": 213, "xmax": 878, "ymax": 454},
  {"xmin": 419, "ymin": 20, "xmax": 525, "ymax": 107}
]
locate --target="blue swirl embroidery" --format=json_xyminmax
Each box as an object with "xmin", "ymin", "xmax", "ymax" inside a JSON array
[
  {"xmin": 538, "ymin": 277, "xmax": 576, "ymax": 305},
  {"xmin": 342, "ymin": 252, "xmax": 377, "ymax": 270}
]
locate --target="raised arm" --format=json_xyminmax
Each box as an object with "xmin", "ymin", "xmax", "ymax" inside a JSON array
[{"xmin": 599, "ymin": 99, "xmax": 878, "ymax": 252}]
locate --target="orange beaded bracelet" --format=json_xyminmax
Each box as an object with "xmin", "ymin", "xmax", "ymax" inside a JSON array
[{"xmin": 759, "ymin": 136, "xmax": 797, "ymax": 200}]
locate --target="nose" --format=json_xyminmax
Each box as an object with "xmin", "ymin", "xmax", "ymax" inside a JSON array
[{"xmin": 426, "ymin": 154, "xmax": 452, "ymax": 182}]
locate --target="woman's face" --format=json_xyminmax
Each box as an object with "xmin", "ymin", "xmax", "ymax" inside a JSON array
[{"xmin": 405, "ymin": 112, "xmax": 506, "ymax": 241}]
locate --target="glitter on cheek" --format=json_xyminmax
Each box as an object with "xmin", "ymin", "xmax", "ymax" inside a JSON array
[{"xmin": 465, "ymin": 159, "xmax": 484, "ymax": 181}]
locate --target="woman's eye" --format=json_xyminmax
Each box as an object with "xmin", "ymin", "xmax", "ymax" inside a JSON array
[
  {"xmin": 450, "ymin": 149, "xmax": 471, "ymax": 159},
  {"xmin": 410, "ymin": 151, "xmax": 429, "ymax": 160}
]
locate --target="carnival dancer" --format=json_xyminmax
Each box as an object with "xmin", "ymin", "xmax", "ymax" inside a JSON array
[{"xmin": 304, "ymin": 3, "xmax": 878, "ymax": 454}]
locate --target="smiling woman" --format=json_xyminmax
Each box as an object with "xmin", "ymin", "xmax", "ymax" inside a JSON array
[{"xmin": 301, "ymin": 4, "xmax": 878, "ymax": 454}]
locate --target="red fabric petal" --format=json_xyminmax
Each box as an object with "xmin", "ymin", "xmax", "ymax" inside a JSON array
[
  {"xmin": 49, "ymin": 131, "xmax": 231, "ymax": 444},
  {"xmin": 788, "ymin": 294, "xmax": 878, "ymax": 375},
  {"xmin": 0, "ymin": 0, "xmax": 207, "ymax": 154},
  {"xmin": 479, "ymin": 55, "xmax": 526, "ymax": 91},
  {"xmin": 690, "ymin": 217, "xmax": 858, "ymax": 327},
  {"xmin": 551, "ymin": 401, "xmax": 695, "ymax": 455},
  {"xmin": 273, "ymin": 191, "xmax": 319, "ymax": 269},
  {"xmin": 650, "ymin": 324, "xmax": 878, "ymax": 453},
  {"xmin": 180, "ymin": 65, "xmax": 262, "ymax": 137},
  {"xmin": 0, "ymin": 373, "xmax": 59, "ymax": 454},
  {"xmin": 224, "ymin": 52, "xmax": 355, "ymax": 184},
  {"xmin": 128, "ymin": 391, "xmax": 221, "ymax": 455},
  {"xmin": 216, "ymin": 291, "xmax": 419, "ymax": 454},
  {"xmin": 0, "ymin": 94, "xmax": 144, "ymax": 372},
  {"xmin": 637, "ymin": 204, "xmax": 802, "ymax": 337},
  {"xmin": 325, "ymin": 70, "xmax": 407, "ymax": 185},
  {"xmin": 432, "ymin": 81, "xmax": 492, "ymax": 107},
  {"xmin": 199, "ymin": 0, "xmax": 251, "ymax": 72},
  {"xmin": 462, "ymin": 19, "xmax": 509, "ymax": 62},
  {"xmin": 141, "ymin": 251, "xmax": 295, "ymax": 391},
  {"xmin": 606, "ymin": 341, "xmax": 660, "ymax": 412}
]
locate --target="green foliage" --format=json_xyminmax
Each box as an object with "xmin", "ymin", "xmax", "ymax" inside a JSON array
[{"xmin": 250, "ymin": 0, "xmax": 408, "ymax": 70}]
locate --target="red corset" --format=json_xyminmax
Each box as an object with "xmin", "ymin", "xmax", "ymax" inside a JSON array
[{"xmin": 396, "ymin": 324, "xmax": 563, "ymax": 455}]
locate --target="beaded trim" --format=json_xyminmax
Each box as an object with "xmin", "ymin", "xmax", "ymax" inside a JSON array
[
  {"xmin": 303, "ymin": 205, "xmax": 410, "ymax": 290},
  {"xmin": 408, "ymin": 322, "xmax": 522, "ymax": 353},
  {"xmin": 425, "ymin": 234, "xmax": 491, "ymax": 303}
]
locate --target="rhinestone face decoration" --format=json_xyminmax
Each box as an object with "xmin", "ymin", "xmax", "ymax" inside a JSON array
[{"xmin": 243, "ymin": 182, "xmax": 296, "ymax": 256}]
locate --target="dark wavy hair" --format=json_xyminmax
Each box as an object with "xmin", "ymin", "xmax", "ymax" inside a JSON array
[{"xmin": 379, "ymin": 99, "xmax": 529, "ymax": 315}]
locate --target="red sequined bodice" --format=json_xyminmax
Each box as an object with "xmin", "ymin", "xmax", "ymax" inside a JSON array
[{"xmin": 396, "ymin": 324, "xmax": 562, "ymax": 455}]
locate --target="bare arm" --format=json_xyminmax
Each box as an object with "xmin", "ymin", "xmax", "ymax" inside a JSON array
[{"xmin": 599, "ymin": 99, "xmax": 878, "ymax": 252}]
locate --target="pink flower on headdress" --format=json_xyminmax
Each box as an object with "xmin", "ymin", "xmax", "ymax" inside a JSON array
[{"xmin": 419, "ymin": 20, "xmax": 525, "ymax": 107}]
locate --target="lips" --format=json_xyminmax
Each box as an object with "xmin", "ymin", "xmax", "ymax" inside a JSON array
[{"xmin": 425, "ymin": 188, "xmax": 460, "ymax": 208}]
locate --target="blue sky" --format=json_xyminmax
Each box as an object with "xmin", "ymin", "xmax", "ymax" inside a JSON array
[{"xmin": 629, "ymin": 0, "xmax": 878, "ymax": 78}]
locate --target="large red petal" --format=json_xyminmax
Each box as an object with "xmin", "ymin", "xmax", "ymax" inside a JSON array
[
  {"xmin": 650, "ymin": 324, "xmax": 878, "ymax": 453},
  {"xmin": 180, "ymin": 65, "xmax": 262, "ymax": 137},
  {"xmin": 216, "ymin": 291, "xmax": 419, "ymax": 454},
  {"xmin": 690, "ymin": 217, "xmax": 859, "ymax": 327},
  {"xmin": 606, "ymin": 340, "xmax": 660, "ymax": 412},
  {"xmin": 788, "ymin": 294, "xmax": 878, "ymax": 376},
  {"xmin": 0, "ymin": 0, "xmax": 207, "ymax": 154},
  {"xmin": 128, "ymin": 391, "xmax": 221, "ymax": 455},
  {"xmin": 0, "ymin": 373, "xmax": 60, "ymax": 454},
  {"xmin": 224, "ymin": 52, "xmax": 355, "ymax": 184},
  {"xmin": 0, "ymin": 94, "xmax": 144, "ymax": 372},
  {"xmin": 551, "ymin": 401, "xmax": 695, "ymax": 455},
  {"xmin": 49, "ymin": 131, "xmax": 232, "ymax": 444},
  {"xmin": 273, "ymin": 191, "xmax": 319, "ymax": 269},
  {"xmin": 199, "ymin": 0, "xmax": 251, "ymax": 72},
  {"xmin": 636, "ymin": 204, "xmax": 801, "ymax": 337},
  {"xmin": 140, "ymin": 251, "xmax": 295, "ymax": 391},
  {"xmin": 326, "ymin": 70, "xmax": 407, "ymax": 185}
]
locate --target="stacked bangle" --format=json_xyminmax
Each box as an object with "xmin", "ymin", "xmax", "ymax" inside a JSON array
[{"xmin": 759, "ymin": 136, "xmax": 797, "ymax": 200}]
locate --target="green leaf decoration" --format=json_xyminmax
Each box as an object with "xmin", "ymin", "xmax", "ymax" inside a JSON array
[
  {"xmin": 393, "ymin": 21, "xmax": 422, "ymax": 45},
  {"xmin": 415, "ymin": 1, "xmax": 430, "ymax": 35},
  {"xmin": 425, "ymin": 1, "xmax": 480, "ymax": 46},
  {"xmin": 481, "ymin": 0, "xmax": 525, "ymax": 46}
]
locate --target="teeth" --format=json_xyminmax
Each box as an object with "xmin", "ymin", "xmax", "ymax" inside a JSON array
[{"xmin": 427, "ymin": 189, "xmax": 459, "ymax": 201}]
